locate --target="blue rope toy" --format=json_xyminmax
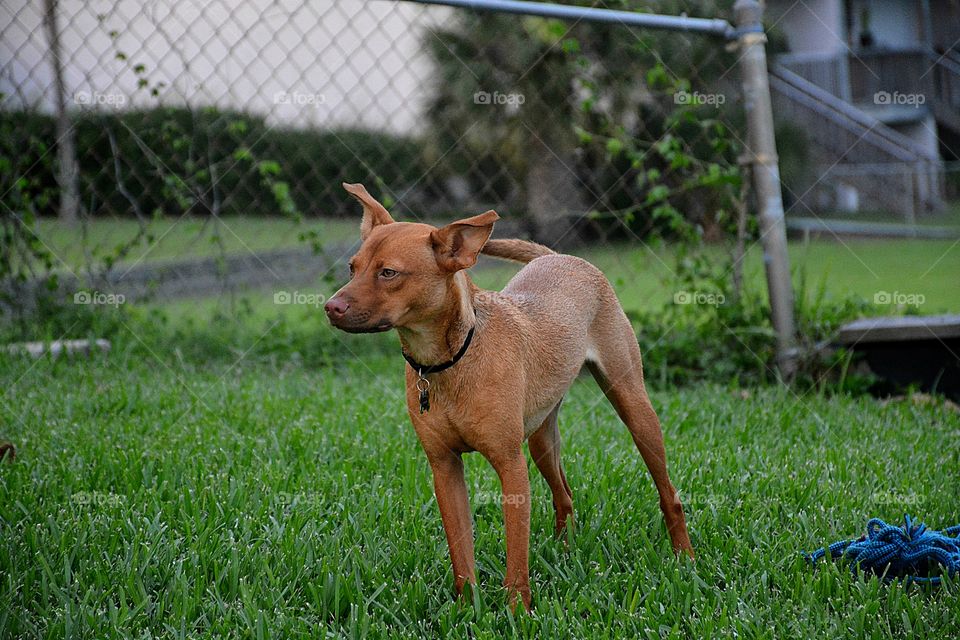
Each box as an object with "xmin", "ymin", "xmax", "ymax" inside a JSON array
[{"xmin": 806, "ymin": 516, "xmax": 960, "ymax": 585}]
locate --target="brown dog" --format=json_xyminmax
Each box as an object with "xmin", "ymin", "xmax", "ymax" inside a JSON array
[{"xmin": 324, "ymin": 183, "xmax": 693, "ymax": 610}]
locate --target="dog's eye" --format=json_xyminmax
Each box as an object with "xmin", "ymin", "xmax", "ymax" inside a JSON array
[
  {"xmin": 348, "ymin": 263, "xmax": 356, "ymax": 276},
  {"xmin": 379, "ymin": 268, "xmax": 399, "ymax": 279}
]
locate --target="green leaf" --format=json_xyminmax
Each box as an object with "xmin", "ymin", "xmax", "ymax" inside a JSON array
[
  {"xmin": 561, "ymin": 38, "xmax": 580, "ymax": 54},
  {"xmin": 257, "ymin": 160, "xmax": 281, "ymax": 177},
  {"xmin": 646, "ymin": 64, "xmax": 669, "ymax": 89},
  {"xmin": 574, "ymin": 127, "xmax": 593, "ymax": 144},
  {"xmin": 647, "ymin": 185, "xmax": 670, "ymax": 204},
  {"xmin": 227, "ymin": 120, "xmax": 248, "ymax": 136}
]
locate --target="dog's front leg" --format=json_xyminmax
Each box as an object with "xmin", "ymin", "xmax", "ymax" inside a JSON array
[
  {"xmin": 492, "ymin": 451, "xmax": 532, "ymax": 611},
  {"xmin": 428, "ymin": 454, "xmax": 476, "ymax": 597}
]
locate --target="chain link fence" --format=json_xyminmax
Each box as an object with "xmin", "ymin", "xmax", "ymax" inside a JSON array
[
  {"xmin": 2, "ymin": 0, "xmax": 754, "ymax": 304},
  {"xmin": 8, "ymin": 0, "xmax": 956, "ymax": 384}
]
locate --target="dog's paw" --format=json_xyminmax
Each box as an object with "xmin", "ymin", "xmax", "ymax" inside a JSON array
[{"xmin": 504, "ymin": 582, "xmax": 532, "ymax": 613}]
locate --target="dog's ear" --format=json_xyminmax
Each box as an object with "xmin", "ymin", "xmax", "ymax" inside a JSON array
[
  {"xmin": 430, "ymin": 210, "xmax": 499, "ymax": 272},
  {"xmin": 343, "ymin": 182, "xmax": 395, "ymax": 240}
]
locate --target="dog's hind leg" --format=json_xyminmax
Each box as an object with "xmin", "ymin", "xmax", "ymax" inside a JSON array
[
  {"xmin": 528, "ymin": 401, "xmax": 574, "ymax": 538},
  {"xmin": 586, "ymin": 299, "xmax": 693, "ymax": 557}
]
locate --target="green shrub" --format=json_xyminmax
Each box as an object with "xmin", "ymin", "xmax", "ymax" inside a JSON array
[
  {"xmin": 0, "ymin": 107, "xmax": 424, "ymax": 220},
  {"xmin": 627, "ymin": 252, "xmax": 873, "ymax": 388}
]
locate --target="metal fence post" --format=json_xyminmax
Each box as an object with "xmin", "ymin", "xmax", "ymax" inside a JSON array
[
  {"xmin": 734, "ymin": 0, "xmax": 797, "ymax": 379},
  {"xmin": 43, "ymin": 0, "xmax": 80, "ymax": 225}
]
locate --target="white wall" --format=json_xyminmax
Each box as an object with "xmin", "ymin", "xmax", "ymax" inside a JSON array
[
  {"xmin": 0, "ymin": 0, "xmax": 452, "ymax": 134},
  {"xmin": 767, "ymin": 0, "xmax": 846, "ymax": 55},
  {"xmin": 863, "ymin": 0, "xmax": 921, "ymax": 49}
]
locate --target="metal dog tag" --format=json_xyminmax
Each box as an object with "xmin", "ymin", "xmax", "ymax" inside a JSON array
[{"xmin": 416, "ymin": 373, "xmax": 430, "ymax": 413}]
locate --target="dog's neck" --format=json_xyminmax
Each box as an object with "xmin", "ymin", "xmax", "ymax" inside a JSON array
[{"xmin": 397, "ymin": 271, "xmax": 476, "ymax": 367}]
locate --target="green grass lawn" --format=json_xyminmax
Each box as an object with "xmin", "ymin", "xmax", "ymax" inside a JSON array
[
  {"xmin": 35, "ymin": 216, "xmax": 959, "ymax": 315},
  {"xmin": 34, "ymin": 216, "xmax": 360, "ymax": 268},
  {"xmin": 474, "ymin": 237, "xmax": 960, "ymax": 314},
  {"xmin": 1, "ymin": 351, "xmax": 958, "ymax": 638},
  {"xmin": 138, "ymin": 235, "xmax": 958, "ymax": 333}
]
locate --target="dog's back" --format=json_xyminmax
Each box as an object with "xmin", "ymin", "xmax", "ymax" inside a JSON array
[{"xmin": 481, "ymin": 239, "xmax": 614, "ymax": 321}]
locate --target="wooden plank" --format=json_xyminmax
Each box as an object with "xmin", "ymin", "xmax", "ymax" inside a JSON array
[
  {"xmin": 786, "ymin": 218, "xmax": 960, "ymax": 239},
  {"xmin": 835, "ymin": 314, "xmax": 960, "ymax": 344}
]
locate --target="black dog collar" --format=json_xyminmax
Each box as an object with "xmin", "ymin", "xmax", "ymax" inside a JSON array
[
  {"xmin": 402, "ymin": 326, "xmax": 475, "ymax": 413},
  {"xmin": 402, "ymin": 326, "xmax": 475, "ymax": 375}
]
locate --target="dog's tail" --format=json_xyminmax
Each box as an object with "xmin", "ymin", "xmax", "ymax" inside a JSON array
[{"xmin": 481, "ymin": 239, "xmax": 555, "ymax": 264}]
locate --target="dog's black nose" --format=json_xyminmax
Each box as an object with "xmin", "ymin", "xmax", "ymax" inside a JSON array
[{"xmin": 324, "ymin": 296, "xmax": 349, "ymax": 318}]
